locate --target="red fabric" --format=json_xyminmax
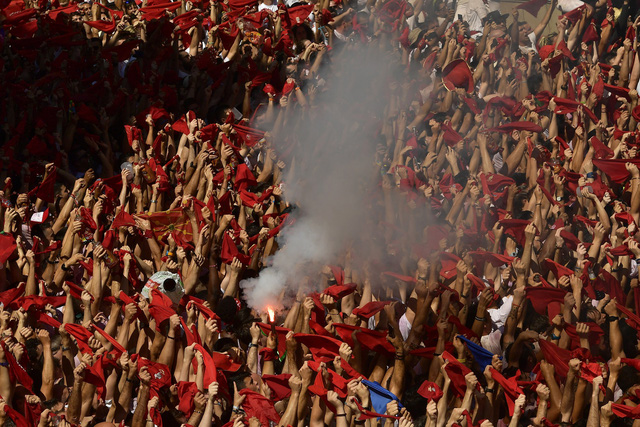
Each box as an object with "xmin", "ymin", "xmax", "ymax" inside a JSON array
[
  {"xmin": 417, "ymin": 380, "xmax": 443, "ymax": 401},
  {"xmin": 149, "ymin": 289, "xmax": 175, "ymax": 328},
  {"xmin": 220, "ymin": 232, "xmax": 251, "ymax": 265},
  {"xmin": 112, "ymin": 209, "xmax": 137, "ymax": 229},
  {"xmin": 333, "ymin": 323, "xmax": 395, "ymax": 355},
  {"xmin": 593, "ymin": 159, "xmax": 640, "ymax": 183},
  {"xmin": 323, "ymin": 283, "xmax": 357, "ymax": 300},
  {"xmin": 64, "ymin": 323, "xmax": 94, "ymax": 354},
  {"xmin": 538, "ymin": 339, "xmax": 571, "ymax": 378},
  {"xmin": 1, "ymin": 340, "xmax": 33, "ymax": 392},
  {"xmin": 526, "ymin": 287, "xmax": 566, "ymax": 319},
  {"xmin": 382, "ymin": 271, "xmax": 417, "ymax": 283},
  {"xmin": 489, "ymin": 368, "xmax": 523, "ymax": 415},
  {"xmin": 611, "ymin": 403, "xmax": 640, "ymax": 418},
  {"xmin": 442, "ymin": 351, "xmax": 478, "ymax": 397},
  {"xmin": 239, "ymin": 389, "xmax": 280, "ymax": 425},
  {"xmin": 293, "ymin": 333, "xmax": 343, "ymax": 362},
  {"xmin": 256, "ymin": 322, "xmax": 289, "ymax": 356},
  {"xmin": 92, "ymin": 324, "xmax": 126, "ymax": 355},
  {"xmin": 442, "ymin": 59, "xmax": 474, "ymax": 93},
  {"xmin": 262, "ymin": 374, "xmax": 292, "ymax": 401},
  {"xmin": 516, "ymin": 0, "xmax": 547, "ymax": 16},
  {"xmin": 468, "ymin": 250, "xmax": 514, "ymax": 267},
  {"xmin": 543, "ymin": 258, "xmax": 574, "ymax": 278},
  {"xmin": 352, "ymin": 301, "xmax": 393, "ymax": 318},
  {"xmin": 28, "ymin": 167, "xmax": 56, "ymax": 203},
  {"xmin": 0, "ymin": 234, "xmax": 17, "ymax": 263},
  {"xmin": 178, "ymin": 381, "xmax": 199, "ymax": 418},
  {"xmin": 485, "ymin": 121, "xmax": 543, "ymax": 134}
]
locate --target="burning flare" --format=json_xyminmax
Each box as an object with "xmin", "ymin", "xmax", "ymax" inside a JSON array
[{"xmin": 267, "ymin": 307, "xmax": 275, "ymax": 323}]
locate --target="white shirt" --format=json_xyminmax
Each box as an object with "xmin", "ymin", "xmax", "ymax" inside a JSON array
[{"xmin": 455, "ymin": 0, "xmax": 500, "ymax": 34}]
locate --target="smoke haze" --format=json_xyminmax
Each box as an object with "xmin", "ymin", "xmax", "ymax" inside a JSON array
[{"xmin": 240, "ymin": 46, "xmax": 395, "ymax": 310}]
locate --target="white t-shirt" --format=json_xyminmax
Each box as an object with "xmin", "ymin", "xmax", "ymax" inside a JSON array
[
  {"xmin": 455, "ymin": 0, "xmax": 500, "ymax": 34},
  {"xmin": 258, "ymin": 3, "xmax": 278, "ymax": 12}
]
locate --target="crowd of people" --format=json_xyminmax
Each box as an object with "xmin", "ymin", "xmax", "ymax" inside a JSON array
[{"xmin": 2, "ymin": 0, "xmax": 640, "ymax": 425}]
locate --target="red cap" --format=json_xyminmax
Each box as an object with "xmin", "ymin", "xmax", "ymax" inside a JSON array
[{"xmin": 442, "ymin": 59, "xmax": 474, "ymax": 94}]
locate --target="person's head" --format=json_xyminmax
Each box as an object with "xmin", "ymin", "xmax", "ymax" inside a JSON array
[
  {"xmin": 518, "ymin": 22, "xmax": 532, "ymax": 42},
  {"xmin": 230, "ymin": 372, "xmax": 260, "ymax": 393}
]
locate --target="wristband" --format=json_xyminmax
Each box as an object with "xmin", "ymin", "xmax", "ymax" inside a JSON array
[
  {"xmin": 166, "ymin": 335, "xmax": 175, "ymax": 340},
  {"xmin": 607, "ymin": 315, "xmax": 619, "ymax": 322},
  {"xmin": 418, "ymin": 276, "xmax": 428, "ymax": 281},
  {"xmin": 0, "ymin": 362, "xmax": 8, "ymax": 367},
  {"xmin": 60, "ymin": 263, "xmax": 69, "ymax": 271},
  {"xmin": 474, "ymin": 315, "xmax": 484, "ymax": 322},
  {"xmin": 248, "ymin": 342, "xmax": 258, "ymax": 350},
  {"xmin": 550, "ymin": 333, "xmax": 560, "ymax": 340},
  {"xmin": 586, "ymin": 172, "xmax": 596, "ymax": 179},
  {"xmin": 485, "ymin": 388, "xmax": 494, "ymax": 394},
  {"xmin": 336, "ymin": 413, "xmax": 346, "ymax": 417}
]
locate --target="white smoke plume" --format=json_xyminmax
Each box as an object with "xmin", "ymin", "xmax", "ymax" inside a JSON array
[{"xmin": 241, "ymin": 45, "xmax": 396, "ymax": 311}]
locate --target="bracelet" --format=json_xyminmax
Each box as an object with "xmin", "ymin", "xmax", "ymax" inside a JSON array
[
  {"xmin": 193, "ymin": 410, "xmax": 203, "ymax": 414},
  {"xmin": 336, "ymin": 413, "xmax": 346, "ymax": 417},
  {"xmin": 151, "ymin": 200, "xmax": 157, "ymax": 203},
  {"xmin": 126, "ymin": 378, "xmax": 133, "ymax": 383},
  {"xmin": 248, "ymin": 342, "xmax": 258, "ymax": 350},
  {"xmin": 586, "ymin": 172, "xmax": 596, "ymax": 179},
  {"xmin": 0, "ymin": 362, "xmax": 8, "ymax": 367},
  {"xmin": 418, "ymin": 276, "xmax": 428, "ymax": 281},
  {"xmin": 457, "ymin": 358, "xmax": 466, "ymax": 363},
  {"xmin": 607, "ymin": 316, "xmax": 619, "ymax": 322},
  {"xmin": 62, "ymin": 346, "xmax": 70, "ymax": 351},
  {"xmin": 475, "ymin": 315, "xmax": 484, "ymax": 322},
  {"xmin": 460, "ymin": 293, "xmax": 469, "ymax": 299},
  {"xmin": 485, "ymin": 387, "xmax": 494, "ymax": 393},
  {"xmin": 166, "ymin": 335, "xmax": 175, "ymax": 340},
  {"xmin": 512, "ymin": 303, "xmax": 520, "ymax": 309},
  {"xmin": 60, "ymin": 263, "xmax": 69, "ymax": 271},
  {"xmin": 395, "ymin": 353, "xmax": 404, "ymax": 360},
  {"xmin": 433, "ymin": 352, "xmax": 442, "ymax": 357}
]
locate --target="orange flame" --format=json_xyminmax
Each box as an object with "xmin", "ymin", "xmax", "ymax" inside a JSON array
[{"xmin": 267, "ymin": 307, "xmax": 275, "ymax": 323}]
